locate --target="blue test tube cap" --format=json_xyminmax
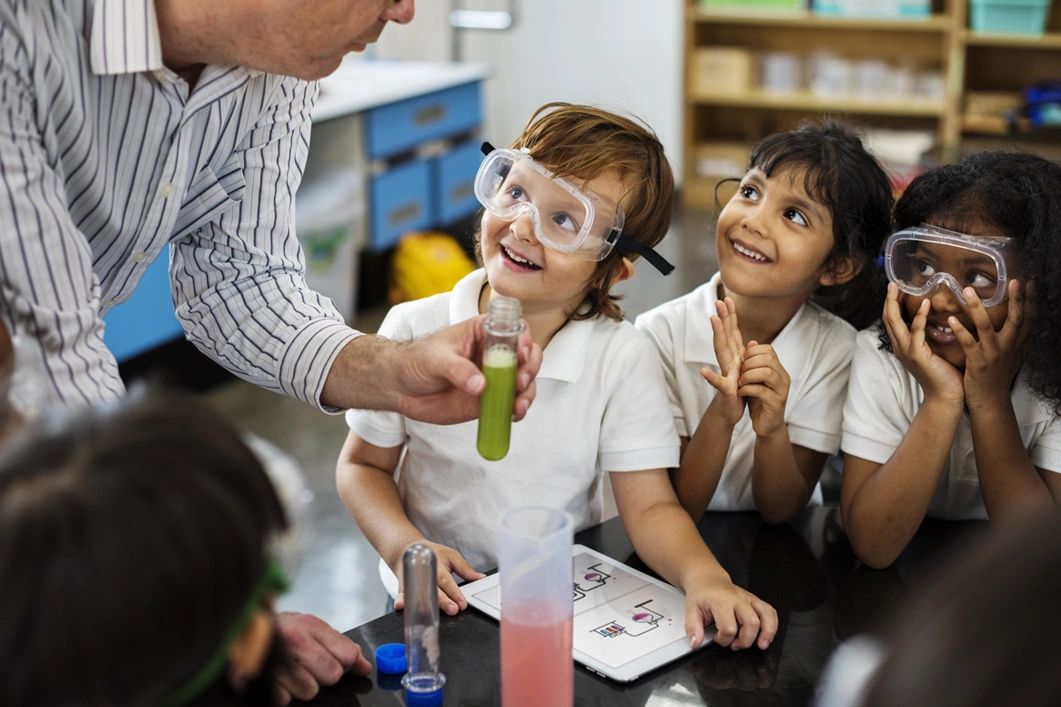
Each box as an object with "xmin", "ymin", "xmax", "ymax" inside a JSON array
[{"xmin": 374, "ymin": 643, "xmax": 407, "ymax": 674}]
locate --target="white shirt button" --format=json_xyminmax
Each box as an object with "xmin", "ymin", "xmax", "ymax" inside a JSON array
[
  {"xmin": 161, "ymin": 183, "xmax": 176, "ymax": 198},
  {"xmin": 133, "ymin": 252, "xmax": 148, "ymax": 263},
  {"xmin": 153, "ymin": 70, "xmax": 167, "ymax": 82},
  {"xmin": 102, "ymin": 299, "xmax": 115, "ymax": 308}
]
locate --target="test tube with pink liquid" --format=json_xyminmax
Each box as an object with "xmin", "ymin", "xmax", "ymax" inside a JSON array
[{"xmin": 498, "ymin": 506, "xmax": 574, "ymax": 707}]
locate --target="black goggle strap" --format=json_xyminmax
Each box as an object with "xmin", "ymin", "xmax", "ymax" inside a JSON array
[{"xmin": 610, "ymin": 230, "xmax": 675, "ymax": 276}]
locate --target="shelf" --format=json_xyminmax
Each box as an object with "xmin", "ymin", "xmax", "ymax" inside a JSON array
[
  {"xmin": 963, "ymin": 29, "xmax": 1061, "ymax": 49},
  {"xmin": 961, "ymin": 114, "xmax": 1031, "ymax": 134},
  {"xmin": 689, "ymin": 7, "xmax": 951, "ymax": 31},
  {"xmin": 689, "ymin": 89, "xmax": 946, "ymax": 116}
]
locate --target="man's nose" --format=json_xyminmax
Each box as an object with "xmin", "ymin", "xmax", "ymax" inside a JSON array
[{"xmin": 383, "ymin": 0, "xmax": 415, "ymax": 24}]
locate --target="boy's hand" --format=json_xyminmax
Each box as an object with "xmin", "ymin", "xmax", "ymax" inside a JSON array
[
  {"xmin": 738, "ymin": 342, "xmax": 790, "ymax": 438},
  {"xmin": 950, "ymin": 280, "xmax": 1031, "ymax": 413},
  {"xmin": 393, "ymin": 542, "xmax": 486, "ymax": 616},
  {"xmin": 882, "ymin": 283, "xmax": 964, "ymax": 405},
  {"xmin": 701, "ymin": 298, "xmax": 747, "ymax": 427},
  {"xmin": 682, "ymin": 569, "xmax": 778, "ymax": 651}
]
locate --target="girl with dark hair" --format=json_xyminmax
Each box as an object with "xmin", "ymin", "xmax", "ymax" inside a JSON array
[
  {"xmin": 0, "ymin": 391, "xmax": 293, "ymax": 706},
  {"xmin": 637, "ymin": 120, "xmax": 894, "ymax": 524},
  {"xmin": 840, "ymin": 151, "xmax": 1061, "ymax": 569}
]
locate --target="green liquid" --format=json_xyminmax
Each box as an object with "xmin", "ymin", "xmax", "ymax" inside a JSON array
[{"xmin": 477, "ymin": 360, "xmax": 517, "ymax": 461}]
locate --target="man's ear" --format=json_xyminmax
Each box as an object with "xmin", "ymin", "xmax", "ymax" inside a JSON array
[
  {"xmin": 820, "ymin": 257, "xmax": 861, "ymax": 287},
  {"xmin": 615, "ymin": 257, "xmax": 635, "ymax": 284}
]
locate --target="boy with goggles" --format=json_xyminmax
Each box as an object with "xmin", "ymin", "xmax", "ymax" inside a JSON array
[
  {"xmin": 884, "ymin": 224, "xmax": 1018, "ymax": 308},
  {"xmin": 474, "ymin": 143, "xmax": 675, "ymax": 275},
  {"xmin": 340, "ymin": 103, "xmax": 778, "ymax": 654}
]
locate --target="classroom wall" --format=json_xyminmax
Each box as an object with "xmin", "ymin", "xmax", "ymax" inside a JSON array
[{"xmin": 373, "ymin": 1, "xmax": 685, "ymax": 182}]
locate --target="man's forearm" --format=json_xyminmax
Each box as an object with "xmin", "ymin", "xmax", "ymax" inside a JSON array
[{"xmin": 321, "ymin": 336, "xmax": 402, "ymax": 411}]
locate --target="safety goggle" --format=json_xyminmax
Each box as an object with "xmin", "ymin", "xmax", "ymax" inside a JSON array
[
  {"xmin": 884, "ymin": 224, "xmax": 1019, "ymax": 308},
  {"xmin": 474, "ymin": 143, "xmax": 674, "ymax": 275}
]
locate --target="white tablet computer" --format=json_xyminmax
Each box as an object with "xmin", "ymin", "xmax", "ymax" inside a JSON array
[{"xmin": 464, "ymin": 544, "xmax": 712, "ymax": 682}]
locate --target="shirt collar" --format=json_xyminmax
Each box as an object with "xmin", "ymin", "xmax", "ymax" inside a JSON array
[
  {"xmin": 683, "ymin": 271, "xmax": 816, "ymax": 380},
  {"xmin": 449, "ymin": 269, "xmax": 594, "ymax": 384},
  {"xmin": 90, "ymin": 0, "xmax": 265, "ymax": 79}
]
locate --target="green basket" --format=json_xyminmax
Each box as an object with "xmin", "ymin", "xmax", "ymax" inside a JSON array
[
  {"xmin": 969, "ymin": 0, "xmax": 1052, "ymax": 33},
  {"xmin": 700, "ymin": 0, "xmax": 805, "ymax": 11}
]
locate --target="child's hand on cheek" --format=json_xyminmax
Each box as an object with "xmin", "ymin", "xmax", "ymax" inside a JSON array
[
  {"xmin": 949, "ymin": 280, "xmax": 1031, "ymax": 414},
  {"xmin": 393, "ymin": 541, "xmax": 486, "ymax": 616},
  {"xmin": 738, "ymin": 343, "xmax": 790, "ymax": 438},
  {"xmin": 883, "ymin": 283, "xmax": 964, "ymax": 406},
  {"xmin": 701, "ymin": 298, "xmax": 748, "ymax": 427}
]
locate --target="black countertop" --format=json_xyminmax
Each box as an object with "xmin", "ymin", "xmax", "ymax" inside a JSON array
[{"xmin": 304, "ymin": 506, "xmax": 987, "ymax": 706}]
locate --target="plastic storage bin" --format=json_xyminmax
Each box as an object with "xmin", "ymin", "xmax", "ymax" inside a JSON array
[
  {"xmin": 295, "ymin": 170, "xmax": 365, "ymax": 322},
  {"xmin": 969, "ymin": 0, "xmax": 1052, "ymax": 33}
]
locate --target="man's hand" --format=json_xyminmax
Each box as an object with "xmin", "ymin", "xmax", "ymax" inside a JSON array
[
  {"xmin": 273, "ymin": 612, "xmax": 371, "ymax": 704},
  {"xmin": 323, "ymin": 318, "xmax": 542, "ymax": 425}
]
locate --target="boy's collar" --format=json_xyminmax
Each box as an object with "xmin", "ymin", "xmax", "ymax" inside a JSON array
[{"xmin": 450, "ymin": 270, "xmax": 594, "ymax": 383}]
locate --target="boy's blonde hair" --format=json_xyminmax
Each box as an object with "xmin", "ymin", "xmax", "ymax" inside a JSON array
[{"xmin": 476, "ymin": 102, "xmax": 675, "ymax": 321}]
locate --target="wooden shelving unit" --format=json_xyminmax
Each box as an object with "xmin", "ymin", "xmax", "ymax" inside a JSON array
[{"xmin": 683, "ymin": 0, "xmax": 1061, "ymax": 205}]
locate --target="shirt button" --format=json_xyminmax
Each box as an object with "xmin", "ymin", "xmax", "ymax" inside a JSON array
[
  {"xmin": 161, "ymin": 183, "xmax": 176, "ymax": 198},
  {"xmin": 153, "ymin": 70, "xmax": 167, "ymax": 82},
  {"xmin": 102, "ymin": 299, "xmax": 115, "ymax": 308},
  {"xmin": 133, "ymin": 252, "xmax": 148, "ymax": 263}
]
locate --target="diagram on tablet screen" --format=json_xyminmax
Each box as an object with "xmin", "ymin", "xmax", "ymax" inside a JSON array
[
  {"xmin": 591, "ymin": 600, "xmax": 667, "ymax": 638},
  {"xmin": 573, "ymin": 563, "xmax": 613, "ymax": 601}
]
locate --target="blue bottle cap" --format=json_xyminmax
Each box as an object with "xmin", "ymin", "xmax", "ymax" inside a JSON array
[{"xmin": 374, "ymin": 643, "xmax": 407, "ymax": 674}]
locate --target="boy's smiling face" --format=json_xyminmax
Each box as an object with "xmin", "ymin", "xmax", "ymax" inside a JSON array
[
  {"xmin": 480, "ymin": 169, "xmax": 629, "ymax": 317},
  {"xmin": 900, "ymin": 217, "xmax": 1013, "ymax": 371},
  {"xmin": 715, "ymin": 166, "xmax": 839, "ymax": 302}
]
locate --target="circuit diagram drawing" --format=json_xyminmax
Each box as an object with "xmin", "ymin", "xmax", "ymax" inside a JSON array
[{"xmin": 590, "ymin": 599, "xmax": 667, "ymax": 639}]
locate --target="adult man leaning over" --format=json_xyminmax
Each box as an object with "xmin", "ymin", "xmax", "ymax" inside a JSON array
[{"xmin": 0, "ymin": 0, "xmax": 541, "ymax": 702}]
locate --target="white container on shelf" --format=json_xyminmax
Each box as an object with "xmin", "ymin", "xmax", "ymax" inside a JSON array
[
  {"xmin": 294, "ymin": 169, "xmax": 366, "ymax": 323},
  {"xmin": 809, "ymin": 52, "xmax": 854, "ymax": 99},
  {"xmin": 761, "ymin": 52, "xmax": 803, "ymax": 94}
]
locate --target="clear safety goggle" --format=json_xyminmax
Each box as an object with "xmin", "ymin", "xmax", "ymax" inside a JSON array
[
  {"xmin": 884, "ymin": 224, "xmax": 1019, "ymax": 308},
  {"xmin": 474, "ymin": 143, "xmax": 674, "ymax": 275}
]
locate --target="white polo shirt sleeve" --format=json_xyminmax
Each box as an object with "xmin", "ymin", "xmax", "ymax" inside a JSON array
[
  {"xmin": 841, "ymin": 328, "xmax": 914, "ymax": 464},
  {"xmin": 344, "ymin": 306, "xmax": 408, "ymax": 449},
  {"xmin": 1032, "ymin": 413, "xmax": 1061, "ymax": 473},
  {"xmin": 634, "ymin": 307, "xmax": 690, "ymax": 439},
  {"xmin": 785, "ymin": 314, "xmax": 857, "ymax": 456},
  {"xmin": 598, "ymin": 333, "xmax": 682, "ymax": 473}
]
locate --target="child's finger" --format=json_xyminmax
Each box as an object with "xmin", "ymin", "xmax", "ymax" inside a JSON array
[
  {"xmin": 712, "ymin": 608, "xmax": 739, "ymax": 648},
  {"xmin": 450, "ymin": 555, "xmax": 486, "ymax": 583},
  {"xmin": 908, "ymin": 299, "xmax": 930, "ymax": 351},
  {"xmin": 882, "ymin": 283, "xmax": 910, "ymax": 350},
  {"xmin": 393, "ymin": 591, "xmax": 405, "ymax": 611},
  {"xmin": 753, "ymin": 598, "xmax": 778, "ymax": 649},
  {"xmin": 701, "ymin": 367, "xmax": 733, "ymax": 395},
  {"xmin": 963, "ymin": 288, "xmax": 997, "ymax": 356},
  {"xmin": 730, "ymin": 603, "xmax": 762, "ymax": 651},
  {"xmin": 948, "ymin": 316, "xmax": 981, "ymax": 364},
  {"xmin": 1002, "ymin": 279, "xmax": 1027, "ymax": 348},
  {"xmin": 685, "ymin": 610, "xmax": 707, "ymax": 649},
  {"xmin": 736, "ymin": 384, "xmax": 778, "ymax": 405},
  {"xmin": 437, "ymin": 573, "xmax": 466, "ymax": 613}
]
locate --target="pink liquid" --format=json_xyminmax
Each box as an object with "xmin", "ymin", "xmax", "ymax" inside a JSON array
[{"xmin": 500, "ymin": 604, "xmax": 573, "ymax": 707}]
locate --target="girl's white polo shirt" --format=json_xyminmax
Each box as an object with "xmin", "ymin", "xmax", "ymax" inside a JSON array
[
  {"xmin": 841, "ymin": 328, "xmax": 1061, "ymax": 520},
  {"xmin": 347, "ymin": 269, "xmax": 680, "ymax": 585},
  {"xmin": 634, "ymin": 272, "xmax": 856, "ymax": 511}
]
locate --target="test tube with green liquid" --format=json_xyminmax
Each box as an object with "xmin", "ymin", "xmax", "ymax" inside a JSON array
[{"xmin": 477, "ymin": 296, "xmax": 524, "ymax": 461}]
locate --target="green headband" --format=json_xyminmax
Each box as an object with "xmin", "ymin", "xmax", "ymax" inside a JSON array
[{"xmin": 164, "ymin": 560, "xmax": 290, "ymax": 707}]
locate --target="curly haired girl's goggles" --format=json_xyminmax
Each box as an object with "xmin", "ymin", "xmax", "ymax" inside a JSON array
[
  {"xmin": 474, "ymin": 143, "xmax": 674, "ymax": 275},
  {"xmin": 884, "ymin": 224, "xmax": 1019, "ymax": 308}
]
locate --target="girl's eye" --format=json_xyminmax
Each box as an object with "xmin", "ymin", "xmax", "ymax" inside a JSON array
[
  {"xmin": 783, "ymin": 209, "xmax": 808, "ymax": 227},
  {"xmin": 551, "ymin": 212, "xmax": 579, "ymax": 234},
  {"xmin": 739, "ymin": 184, "xmax": 759, "ymax": 200},
  {"xmin": 505, "ymin": 185, "xmax": 527, "ymax": 202},
  {"xmin": 966, "ymin": 271, "xmax": 997, "ymax": 289},
  {"xmin": 915, "ymin": 259, "xmax": 936, "ymax": 277}
]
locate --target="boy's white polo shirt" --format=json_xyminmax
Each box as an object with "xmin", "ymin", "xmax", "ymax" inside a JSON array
[
  {"xmin": 842, "ymin": 328, "xmax": 1061, "ymax": 520},
  {"xmin": 635, "ymin": 272, "xmax": 856, "ymax": 511},
  {"xmin": 347, "ymin": 269, "xmax": 679, "ymax": 592}
]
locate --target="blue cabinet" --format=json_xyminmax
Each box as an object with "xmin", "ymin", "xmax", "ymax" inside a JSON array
[
  {"xmin": 366, "ymin": 82, "xmax": 482, "ymax": 160},
  {"xmin": 433, "ymin": 140, "xmax": 484, "ymax": 225}
]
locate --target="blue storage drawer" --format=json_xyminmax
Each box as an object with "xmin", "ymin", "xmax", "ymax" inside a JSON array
[
  {"xmin": 434, "ymin": 140, "xmax": 484, "ymax": 225},
  {"xmin": 366, "ymin": 82, "xmax": 482, "ymax": 160},
  {"xmin": 103, "ymin": 246, "xmax": 184, "ymax": 361},
  {"xmin": 370, "ymin": 158, "xmax": 432, "ymax": 251}
]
